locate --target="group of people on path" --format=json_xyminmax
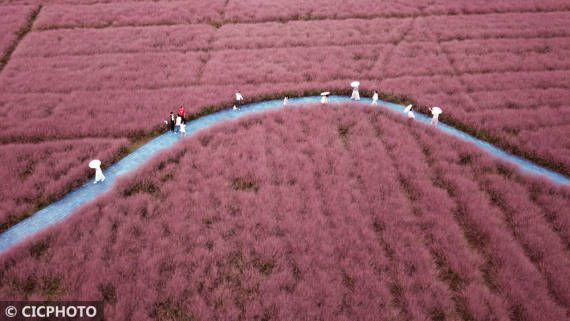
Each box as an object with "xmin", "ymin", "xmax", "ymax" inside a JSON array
[
  {"xmin": 322, "ymin": 82, "xmax": 442, "ymax": 126},
  {"xmin": 106, "ymin": 84, "xmax": 442, "ymax": 184},
  {"xmin": 164, "ymin": 84, "xmax": 442, "ymax": 137},
  {"xmin": 167, "ymin": 106, "xmax": 187, "ymax": 137},
  {"xmin": 233, "ymin": 85, "xmax": 442, "ymax": 126}
]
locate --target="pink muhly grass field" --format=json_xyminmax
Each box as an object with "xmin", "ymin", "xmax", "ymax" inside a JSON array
[
  {"xmin": 415, "ymin": 11, "xmax": 570, "ymax": 41},
  {"xmin": 1, "ymin": 1, "xmax": 568, "ymax": 178},
  {"xmin": 0, "ymin": 52, "xmax": 207, "ymax": 93},
  {"xmin": 199, "ymin": 45, "xmax": 391, "ymax": 86},
  {"xmin": 212, "ymin": 18, "xmax": 411, "ymax": 50},
  {"xmin": 223, "ymin": 0, "xmax": 420, "ymax": 23},
  {"xmin": 1, "ymin": 0, "xmax": 570, "ymax": 261},
  {"xmin": 34, "ymin": 1, "xmax": 225, "ymax": 30},
  {"xmin": 0, "ymin": 5, "xmax": 38, "ymax": 58},
  {"xmin": 0, "ymin": 106, "xmax": 567, "ymax": 321},
  {"xmin": 13, "ymin": 24, "xmax": 216, "ymax": 58}
]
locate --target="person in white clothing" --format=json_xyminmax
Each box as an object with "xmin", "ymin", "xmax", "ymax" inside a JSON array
[
  {"xmin": 283, "ymin": 97, "xmax": 288, "ymax": 106},
  {"xmin": 180, "ymin": 120, "xmax": 186, "ymax": 137},
  {"xmin": 351, "ymin": 86, "xmax": 360, "ymax": 101},
  {"xmin": 321, "ymin": 94, "xmax": 329, "ymax": 104},
  {"xmin": 175, "ymin": 115, "xmax": 182, "ymax": 133},
  {"xmin": 403, "ymin": 104, "xmax": 415, "ymax": 122},
  {"xmin": 89, "ymin": 160, "xmax": 105, "ymax": 184},
  {"xmin": 429, "ymin": 107, "xmax": 442, "ymax": 127},
  {"xmin": 94, "ymin": 167, "xmax": 105, "ymax": 184},
  {"xmin": 235, "ymin": 91, "xmax": 244, "ymax": 110},
  {"xmin": 372, "ymin": 91, "xmax": 378, "ymax": 105},
  {"xmin": 431, "ymin": 114, "xmax": 439, "ymax": 126}
]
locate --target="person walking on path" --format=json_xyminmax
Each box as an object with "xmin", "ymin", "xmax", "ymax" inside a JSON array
[
  {"xmin": 235, "ymin": 91, "xmax": 244, "ymax": 110},
  {"xmin": 180, "ymin": 119, "xmax": 187, "ymax": 137},
  {"xmin": 89, "ymin": 160, "xmax": 105, "ymax": 184},
  {"xmin": 178, "ymin": 106, "xmax": 185, "ymax": 118},
  {"xmin": 430, "ymin": 107, "xmax": 442, "ymax": 127},
  {"xmin": 169, "ymin": 112, "xmax": 175, "ymax": 131},
  {"xmin": 94, "ymin": 167, "xmax": 105, "ymax": 184},
  {"xmin": 321, "ymin": 92, "xmax": 329, "ymax": 104},
  {"xmin": 404, "ymin": 105, "xmax": 415, "ymax": 122},
  {"xmin": 372, "ymin": 91, "xmax": 378, "ymax": 105},
  {"xmin": 283, "ymin": 97, "xmax": 288, "ymax": 106},
  {"xmin": 350, "ymin": 81, "xmax": 360, "ymax": 101},
  {"xmin": 175, "ymin": 114, "xmax": 182, "ymax": 133}
]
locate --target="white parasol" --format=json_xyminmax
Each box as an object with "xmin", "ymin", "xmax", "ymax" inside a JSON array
[
  {"xmin": 430, "ymin": 107, "xmax": 442, "ymax": 115},
  {"xmin": 89, "ymin": 159, "xmax": 101, "ymax": 169},
  {"xmin": 404, "ymin": 104, "xmax": 413, "ymax": 113},
  {"xmin": 321, "ymin": 91, "xmax": 330, "ymax": 96},
  {"xmin": 350, "ymin": 81, "xmax": 360, "ymax": 88}
]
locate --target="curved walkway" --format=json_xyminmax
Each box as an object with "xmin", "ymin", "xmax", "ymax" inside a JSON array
[{"xmin": 1, "ymin": 96, "xmax": 569, "ymax": 255}]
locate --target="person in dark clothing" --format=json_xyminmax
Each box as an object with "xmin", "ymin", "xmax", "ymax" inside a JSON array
[{"xmin": 169, "ymin": 112, "xmax": 175, "ymax": 131}]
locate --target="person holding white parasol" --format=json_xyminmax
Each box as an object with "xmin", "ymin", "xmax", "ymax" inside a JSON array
[
  {"xmin": 321, "ymin": 92, "xmax": 330, "ymax": 104},
  {"xmin": 372, "ymin": 90, "xmax": 378, "ymax": 105},
  {"xmin": 350, "ymin": 81, "xmax": 360, "ymax": 101},
  {"xmin": 429, "ymin": 107, "xmax": 442, "ymax": 127},
  {"xmin": 89, "ymin": 160, "xmax": 105, "ymax": 184},
  {"xmin": 404, "ymin": 104, "xmax": 415, "ymax": 121}
]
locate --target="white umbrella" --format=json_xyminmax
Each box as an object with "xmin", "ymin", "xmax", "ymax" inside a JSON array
[
  {"xmin": 321, "ymin": 92, "xmax": 330, "ymax": 96},
  {"xmin": 431, "ymin": 107, "xmax": 442, "ymax": 115},
  {"xmin": 350, "ymin": 81, "xmax": 360, "ymax": 88},
  {"xmin": 89, "ymin": 159, "xmax": 101, "ymax": 169},
  {"xmin": 404, "ymin": 104, "xmax": 413, "ymax": 113}
]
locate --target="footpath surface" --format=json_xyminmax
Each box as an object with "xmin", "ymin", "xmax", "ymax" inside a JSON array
[{"xmin": 1, "ymin": 96, "xmax": 568, "ymax": 255}]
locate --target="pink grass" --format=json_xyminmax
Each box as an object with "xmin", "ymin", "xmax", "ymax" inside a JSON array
[
  {"xmin": 0, "ymin": 5, "xmax": 38, "ymax": 57},
  {"xmin": 34, "ymin": 1, "xmax": 225, "ymax": 29},
  {"xmin": 0, "ymin": 106, "xmax": 567, "ymax": 320},
  {"xmin": 13, "ymin": 24, "xmax": 216, "ymax": 58}
]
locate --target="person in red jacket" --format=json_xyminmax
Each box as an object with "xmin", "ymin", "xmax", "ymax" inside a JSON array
[{"xmin": 178, "ymin": 106, "xmax": 185, "ymax": 118}]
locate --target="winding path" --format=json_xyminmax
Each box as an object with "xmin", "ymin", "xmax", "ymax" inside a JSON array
[{"xmin": 1, "ymin": 96, "xmax": 568, "ymax": 255}]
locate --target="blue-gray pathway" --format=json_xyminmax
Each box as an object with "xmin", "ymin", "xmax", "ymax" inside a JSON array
[{"xmin": 1, "ymin": 96, "xmax": 569, "ymax": 255}]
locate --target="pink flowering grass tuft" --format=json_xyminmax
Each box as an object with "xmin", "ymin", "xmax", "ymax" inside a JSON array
[
  {"xmin": 13, "ymin": 24, "xmax": 216, "ymax": 58},
  {"xmin": 0, "ymin": 52, "xmax": 207, "ymax": 93},
  {"xmin": 223, "ymin": 0, "xmax": 421, "ymax": 23},
  {"xmin": 0, "ymin": 5, "xmax": 38, "ymax": 58},
  {"xmin": 34, "ymin": 1, "xmax": 225, "ymax": 30},
  {"xmin": 200, "ymin": 45, "xmax": 391, "ymax": 86},
  {"xmin": 0, "ymin": 106, "xmax": 567, "ymax": 320},
  {"xmin": 417, "ymin": 11, "xmax": 570, "ymax": 41},
  {"xmin": 213, "ymin": 18, "xmax": 411, "ymax": 50}
]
